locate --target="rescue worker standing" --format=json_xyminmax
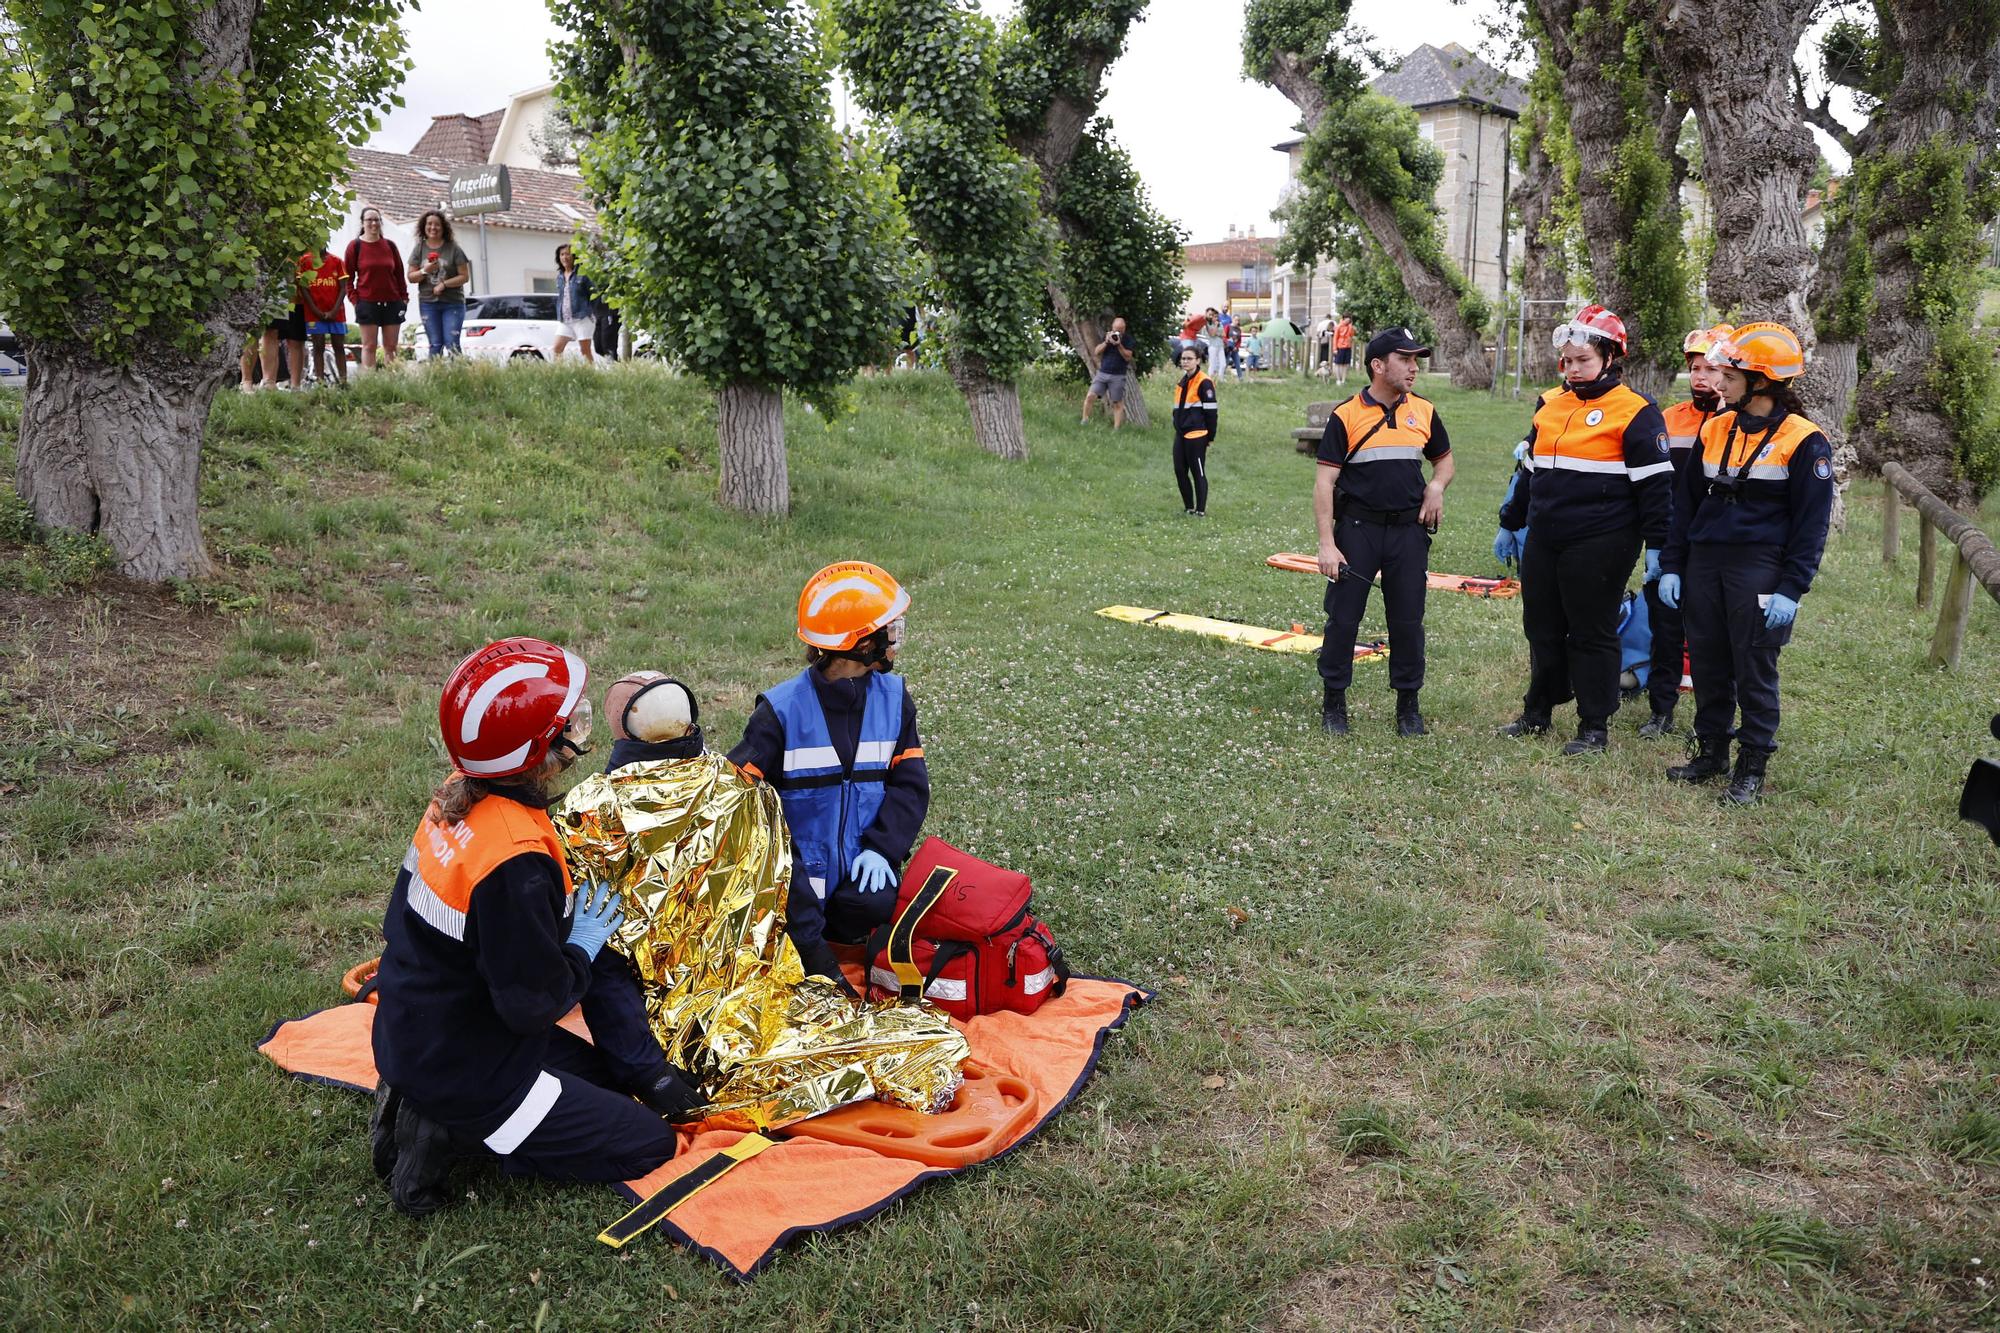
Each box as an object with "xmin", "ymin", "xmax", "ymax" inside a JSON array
[
  {"xmin": 1639, "ymin": 325, "xmax": 1735, "ymax": 737},
  {"xmin": 1314, "ymin": 327, "xmax": 1454, "ymax": 736},
  {"xmin": 1657, "ymin": 323, "xmax": 1833, "ymax": 803},
  {"xmin": 730, "ymin": 563, "xmax": 929, "ymax": 988},
  {"xmin": 1497, "ymin": 305, "xmax": 1674, "ymax": 754},
  {"xmin": 1170, "ymin": 344, "xmax": 1218, "ymax": 515},
  {"xmin": 370, "ymin": 638, "xmax": 688, "ymax": 1219}
]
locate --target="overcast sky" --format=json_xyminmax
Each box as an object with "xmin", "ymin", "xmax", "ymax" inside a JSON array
[{"xmin": 369, "ymin": 0, "xmax": 1850, "ymax": 246}]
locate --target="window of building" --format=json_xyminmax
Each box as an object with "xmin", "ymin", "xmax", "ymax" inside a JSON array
[
  {"xmin": 1417, "ymin": 121, "xmax": 1434, "ymax": 143},
  {"xmin": 527, "ymin": 271, "xmax": 558, "ymax": 294}
]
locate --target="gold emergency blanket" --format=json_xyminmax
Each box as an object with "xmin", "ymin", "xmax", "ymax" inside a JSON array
[{"xmin": 554, "ymin": 754, "xmax": 966, "ymax": 1130}]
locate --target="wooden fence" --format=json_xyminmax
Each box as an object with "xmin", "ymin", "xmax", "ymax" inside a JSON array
[{"xmin": 1879, "ymin": 462, "xmax": 2000, "ymax": 669}]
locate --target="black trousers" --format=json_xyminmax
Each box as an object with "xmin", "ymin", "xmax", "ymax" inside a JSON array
[
  {"xmin": 1518, "ymin": 525, "xmax": 1639, "ymax": 726},
  {"xmin": 1173, "ymin": 435, "xmax": 1209, "ymax": 512},
  {"xmin": 1643, "ymin": 578, "xmax": 1686, "ymax": 716},
  {"xmin": 1682, "ymin": 543, "xmax": 1790, "ymax": 751},
  {"xmin": 579, "ymin": 949, "xmax": 669, "ymax": 1091},
  {"xmin": 1319, "ymin": 513, "xmax": 1428, "ymax": 691}
]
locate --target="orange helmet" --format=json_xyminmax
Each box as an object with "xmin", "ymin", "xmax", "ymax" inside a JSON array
[
  {"xmin": 1708, "ymin": 321, "xmax": 1805, "ymax": 381},
  {"xmin": 1683, "ymin": 324, "xmax": 1734, "ymax": 358},
  {"xmin": 797, "ymin": 561, "xmax": 909, "ymax": 652}
]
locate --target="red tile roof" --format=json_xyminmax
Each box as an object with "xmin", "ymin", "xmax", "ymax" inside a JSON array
[
  {"xmin": 1183, "ymin": 237, "xmax": 1279, "ymax": 264},
  {"xmin": 346, "ymin": 147, "xmax": 597, "ymax": 236},
  {"xmin": 410, "ymin": 109, "xmax": 506, "ymax": 163}
]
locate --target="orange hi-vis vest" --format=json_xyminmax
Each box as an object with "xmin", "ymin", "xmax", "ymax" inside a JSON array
[
  {"xmin": 1695, "ymin": 409, "xmax": 1822, "ymax": 483},
  {"xmin": 1327, "ymin": 392, "xmax": 1436, "ymax": 465},
  {"xmin": 403, "ymin": 795, "xmax": 574, "ymax": 943},
  {"xmin": 1173, "ymin": 370, "xmax": 1216, "ymax": 440},
  {"xmin": 1333, "ymin": 321, "xmax": 1354, "ymax": 350},
  {"xmin": 1660, "ymin": 399, "xmax": 1711, "ymax": 454},
  {"xmin": 1528, "ymin": 382, "xmax": 1670, "ymax": 482}
]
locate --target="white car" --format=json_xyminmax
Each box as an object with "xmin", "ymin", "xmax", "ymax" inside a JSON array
[
  {"xmin": 402, "ymin": 293, "xmax": 571, "ymax": 363},
  {"xmin": 0, "ymin": 320, "xmax": 25, "ymax": 389}
]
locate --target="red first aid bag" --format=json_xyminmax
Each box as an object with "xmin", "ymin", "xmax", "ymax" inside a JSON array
[{"xmin": 868, "ymin": 837, "xmax": 1069, "ymax": 1021}]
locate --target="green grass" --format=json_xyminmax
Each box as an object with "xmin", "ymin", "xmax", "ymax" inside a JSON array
[{"xmin": 3, "ymin": 359, "xmax": 1998, "ymax": 1329}]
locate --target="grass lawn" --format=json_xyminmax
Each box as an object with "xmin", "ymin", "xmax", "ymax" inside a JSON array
[{"xmin": 3, "ymin": 362, "xmax": 1997, "ymax": 1329}]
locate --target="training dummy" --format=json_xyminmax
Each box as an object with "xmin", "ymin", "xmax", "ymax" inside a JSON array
[
  {"xmin": 554, "ymin": 666, "xmax": 966, "ymax": 1131},
  {"xmin": 368, "ymin": 638, "xmax": 686, "ymax": 1219},
  {"xmin": 727, "ymin": 562, "xmax": 928, "ymax": 991}
]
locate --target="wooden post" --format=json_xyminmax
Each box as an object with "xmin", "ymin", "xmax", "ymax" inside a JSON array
[
  {"xmin": 1928, "ymin": 549, "xmax": 1977, "ymax": 670},
  {"xmin": 1883, "ymin": 476, "xmax": 1901, "ymax": 563},
  {"xmin": 1917, "ymin": 518, "xmax": 1938, "ymax": 610}
]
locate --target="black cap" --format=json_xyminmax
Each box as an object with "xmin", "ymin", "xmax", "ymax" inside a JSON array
[{"xmin": 1364, "ymin": 327, "xmax": 1432, "ymax": 367}]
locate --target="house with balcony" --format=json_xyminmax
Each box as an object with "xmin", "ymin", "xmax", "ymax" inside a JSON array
[{"xmin": 1181, "ymin": 230, "xmax": 1280, "ymax": 321}]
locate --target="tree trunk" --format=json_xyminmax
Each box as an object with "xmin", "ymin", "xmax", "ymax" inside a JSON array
[
  {"xmin": 1845, "ymin": 1, "xmax": 2000, "ymax": 510},
  {"xmin": 16, "ymin": 341, "xmax": 227, "ymax": 581},
  {"xmin": 716, "ymin": 379, "xmax": 789, "ymax": 516},
  {"xmin": 1651, "ymin": 0, "xmax": 1817, "ymax": 331},
  {"xmin": 1260, "ymin": 55, "xmax": 1492, "ymax": 390},
  {"xmin": 949, "ymin": 355, "xmax": 1028, "ymax": 460},
  {"xmin": 1121, "ymin": 368, "xmax": 1151, "ymax": 428},
  {"xmin": 1516, "ymin": 111, "xmax": 1565, "ymax": 386}
]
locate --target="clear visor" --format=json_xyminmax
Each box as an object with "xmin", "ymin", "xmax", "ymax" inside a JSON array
[
  {"xmin": 1551, "ymin": 322, "xmax": 1600, "ymax": 351},
  {"xmin": 884, "ymin": 616, "xmax": 905, "ymax": 658},
  {"xmin": 563, "ymin": 697, "xmax": 595, "ymax": 749},
  {"xmin": 1704, "ymin": 339, "xmax": 1743, "ymax": 368}
]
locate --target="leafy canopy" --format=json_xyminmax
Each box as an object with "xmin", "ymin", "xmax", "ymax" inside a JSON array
[
  {"xmin": 0, "ymin": 0, "xmax": 411, "ymax": 362},
  {"xmin": 835, "ymin": 0, "xmax": 1049, "ymax": 379},
  {"xmin": 1046, "ymin": 123, "xmax": 1187, "ymax": 373},
  {"xmin": 552, "ymin": 0, "xmax": 910, "ymax": 405}
]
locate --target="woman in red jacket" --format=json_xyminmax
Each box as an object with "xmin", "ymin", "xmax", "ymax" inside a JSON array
[{"xmin": 345, "ymin": 206, "xmax": 409, "ymax": 370}]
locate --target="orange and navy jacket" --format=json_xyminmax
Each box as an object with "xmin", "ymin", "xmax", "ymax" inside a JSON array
[
  {"xmin": 1316, "ymin": 388, "xmax": 1450, "ymax": 513},
  {"xmin": 371, "ymin": 789, "xmax": 588, "ymax": 1134},
  {"xmin": 1172, "ymin": 369, "xmax": 1218, "ymax": 441},
  {"xmin": 1497, "ymin": 369, "xmax": 1674, "ymax": 545},
  {"xmin": 1660, "ymin": 398, "xmax": 1716, "ymax": 478},
  {"xmin": 1661, "ymin": 407, "xmax": 1834, "ymax": 600}
]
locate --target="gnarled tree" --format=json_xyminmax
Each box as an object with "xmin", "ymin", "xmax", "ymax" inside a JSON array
[
  {"xmin": 1244, "ymin": 0, "xmax": 1494, "ymax": 389},
  {"xmin": 553, "ymin": 0, "xmax": 910, "ymax": 514},
  {"xmin": 2, "ymin": 0, "xmax": 409, "ymax": 581},
  {"xmin": 836, "ymin": 0, "xmax": 1050, "ymax": 460},
  {"xmin": 1514, "ymin": 53, "xmax": 1574, "ymax": 385},
  {"xmin": 1527, "ymin": 0, "xmax": 1693, "ymax": 398}
]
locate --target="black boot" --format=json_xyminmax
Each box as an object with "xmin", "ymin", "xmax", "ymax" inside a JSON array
[
  {"xmin": 638, "ymin": 1066, "xmax": 707, "ymax": 1122},
  {"xmin": 1321, "ymin": 688, "xmax": 1349, "ymax": 736},
  {"xmin": 1637, "ymin": 706, "xmax": 1676, "ymax": 738},
  {"xmin": 1668, "ymin": 735, "xmax": 1730, "ymax": 783},
  {"xmin": 1726, "ymin": 747, "xmax": 1770, "ymax": 805},
  {"xmin": 1497, "ymin": 711, "xmax": 1550, "ymax": 738},
  {"xmin": 1562, "ymin": 722, "xmax": 1609, "ymax": 756},
  {"xmin": 370, "ymin": 1081, "xmax": 403, "ymax": 1181},
  {"xmin": 388, "ymin": 1100, "xmax": 464, "ymax": 1218},
  {"xmin": 1395, "ymin": 688, "xmax": 1427, "ymax": 737}
]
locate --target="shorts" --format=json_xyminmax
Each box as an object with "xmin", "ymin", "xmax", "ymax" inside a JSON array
[
  {"xmin": 353, "ymin": 300, "xmax": 407, "ymax": 326},
  {"xmin": 1089, "ymin": 370, "xmax": 1126, "ymax": 402},
  {"xmin": 268, "ymin": 309, "xmax": 307, "ymax": 341},
  {"xmin": 1333, "ymin": 347, "xmax": 1353, "ymax": 365},
  {"xmin": 308, "ymin": 321, "xmax": 347, "ymax": 337},
  {"xmin": 561, "ymin": 318, "xmax": 596, "ymax": 342}
]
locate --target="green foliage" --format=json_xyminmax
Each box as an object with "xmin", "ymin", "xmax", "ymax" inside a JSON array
[
  {"xmin": 551, "ymin": 0, "xmax": 910, "ymax": 408},
  {"xmin": 0, "ymin": 0, "xmax": 411, "ymax": 362},
  {"xmin": 1045, "ymin": 123, "xmax": 1187, "ymax": 373},
  {"xmin": 992, "ymin": 0, "xmax": 1149, "ymax": 142},
  {"xmin": 1327, "ymin": 225, "xmax": 1435, "ymax": 343},
  {"xmin": 1241, "ymin": 0, "xmax": 1362, "ymax": 100},
  {"xmin": 0, "ymin": 489, "xmax": 115, "ymax": 593},
  {"xmin": 835, "ymin": 0, "xmax": 1050, "ymax": 380}
]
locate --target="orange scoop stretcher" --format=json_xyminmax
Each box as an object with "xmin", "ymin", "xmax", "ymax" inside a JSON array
[{"xmin": 1265, "ymin": 552, "xmax": 1520, "ymax": 597}]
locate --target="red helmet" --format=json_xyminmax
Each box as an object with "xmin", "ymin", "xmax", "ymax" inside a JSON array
[
  {"xmin": 1552, "ymin": 304, "xmax": 1628, "ymax": 354},
  {"xmin": 439, "ymin": 637, "xmax": 588, "ymax": 778}
]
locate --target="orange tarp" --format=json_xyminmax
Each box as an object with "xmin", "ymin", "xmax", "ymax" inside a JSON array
[{"xmin": 259, "ymin": 976, "xmax": 1148, "ymax": 1279}]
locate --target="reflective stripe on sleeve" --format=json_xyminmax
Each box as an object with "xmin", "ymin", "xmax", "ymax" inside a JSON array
[
  {"xmin": 1627, "ymin": 461, "xmax": 1675, "ymax": 481},
  {"xmin": 484, "ymin": 1071, "xmax": 562, "ymax": 1154},
  {"xmin": 406, "ymin": 867, "xmax": 467, "ymax": 941}
]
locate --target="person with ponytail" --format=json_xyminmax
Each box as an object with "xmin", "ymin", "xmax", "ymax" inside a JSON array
[{"xmin": 1657, "ymin": 323, "xmax": 1834, "ymax": 804}]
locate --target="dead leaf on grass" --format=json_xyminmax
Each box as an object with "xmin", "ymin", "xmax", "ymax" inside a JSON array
[{"xmin": 1202, "ymin": 1074, "xmax": 1227, "ymax": 1090}]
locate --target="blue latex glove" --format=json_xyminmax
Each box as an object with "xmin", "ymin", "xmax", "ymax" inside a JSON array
[
  {"xmin": 565, "ymin": 880, "xmax": 625, "ymax": 961},
  {"xmin": 1644, "ymin": 548, "xmax": 1662, "ymax": 583},
  {"xmin": 1492, "ymin": 527, "xmax": 1523, "ymax": 567},
  {"xmin": 1764, "ymin": 593, "xmax": 1799, "ymax": 629},
  {"xmin": 850, "ymin": 849, "xmax": 894, "ymax": 894},
  {"xmin": 1657, "ymin": 573, "xmax": 1681, "ymax": 609}
]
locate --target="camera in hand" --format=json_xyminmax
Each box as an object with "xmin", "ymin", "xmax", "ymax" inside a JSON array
[{"xmin": 1108, "ymin": 332, "xmax": 1121, "ymax": 344}]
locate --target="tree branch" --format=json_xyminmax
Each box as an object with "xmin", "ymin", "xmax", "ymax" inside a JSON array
[{"xmin": 1792, "ymin": 64, "xmax": 1858, "ymax": 154}]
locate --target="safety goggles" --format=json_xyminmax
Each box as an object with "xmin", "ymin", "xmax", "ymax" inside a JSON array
[
  {"xmin": 884, "ymin": 616, "xmax": 905, "ymax": 658},
  {"xmin": 1551, "ymin": 321, "xmax": 1604, "ymax": 350},
  {"xmin": 1704, "ymin": 338, "xmax": 1745, "ymax": 368},
  {"xmin": 556, "ymin": 697, "xmax": 595, "ymax": 756}
]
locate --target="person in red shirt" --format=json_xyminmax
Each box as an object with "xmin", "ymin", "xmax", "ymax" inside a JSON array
[
  {"xmin": 297, "ymin": 247, "xmax": 350, "ymax": 388},
  {"xmin": 345, "ymin": 206, "xmax": 410, "ymax": 370},
  {"xmin": 1179, "ymin": 310, "xmax": 1210, "ymax": 359}
]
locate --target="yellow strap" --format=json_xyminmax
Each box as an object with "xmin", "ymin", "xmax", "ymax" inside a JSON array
[
  {"xmin": 887, "ymin": 864, "xmax": 957, "ymax": 999},
  {"xmin": 596, "ymin": 1133, "xmax": 776, "ymax": 1249}
]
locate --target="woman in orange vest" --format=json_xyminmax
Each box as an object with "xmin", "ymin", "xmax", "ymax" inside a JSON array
[
  {"xmin": 1497, "ymin": 305, "xmax": 1675, "ymax": 754},
  {"xmin": 1331, "ymin": 315, "xmax": 1355, "ymax": 387},
  {"xmin": 369, "ymin": 638, "xmax": 694, "ymax": 1217},
  {"xmin": 1657, "ymin": 323, "xmax": 1834, "ymax": 803},
  {"xmin": 1170, "ymin": 343, "xmax": 1219, "ymax": 515}
]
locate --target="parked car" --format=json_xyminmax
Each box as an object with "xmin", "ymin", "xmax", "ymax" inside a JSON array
[
  {"xmin": 0, "ymin": 319, "xmax": 26, "ymax": 389},
  {"xmin": 401, "ymin": 293, "xmax": 565, "ymax": 363}
]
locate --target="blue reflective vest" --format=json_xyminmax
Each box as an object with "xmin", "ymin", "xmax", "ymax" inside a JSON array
[{"xmin": 764, "ymin": 668, "xmax": 905, "ymax": 901}]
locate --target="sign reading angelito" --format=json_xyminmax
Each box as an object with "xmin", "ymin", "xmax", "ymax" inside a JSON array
[{"xmin": 449, "ymin": 164, "xmax": 512, "ymax": 217}]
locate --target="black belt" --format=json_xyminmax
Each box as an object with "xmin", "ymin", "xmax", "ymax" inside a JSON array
[{"xmin": 1338, "ymin": 504, "xmax": 1421, "ymax": 526}]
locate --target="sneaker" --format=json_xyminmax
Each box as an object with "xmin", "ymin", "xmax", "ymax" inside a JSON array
[{"xmin": 1497, "ymin": 713, "xmax": 1550, "ymax": 738}]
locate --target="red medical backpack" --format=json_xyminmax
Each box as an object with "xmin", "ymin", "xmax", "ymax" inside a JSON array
[{"xmin": 867, "ymin": 837, "xmax": 1069, "ymax": 1021}]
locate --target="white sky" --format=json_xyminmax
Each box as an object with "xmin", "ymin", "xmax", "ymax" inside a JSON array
[{"xmin": 368, "ymin": 0, "xmax": 1853, "ymax": 246}]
